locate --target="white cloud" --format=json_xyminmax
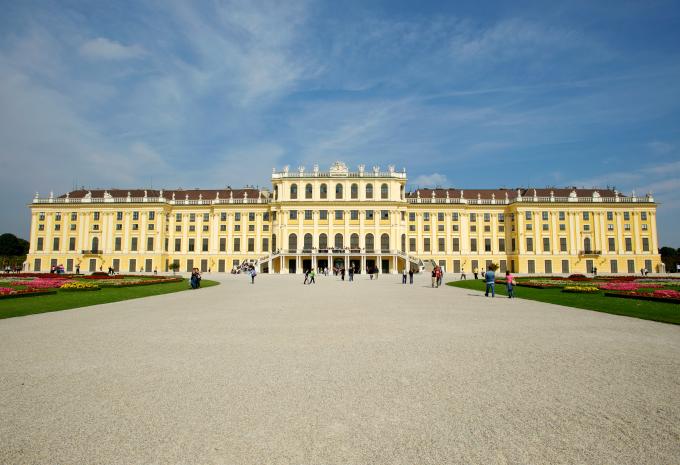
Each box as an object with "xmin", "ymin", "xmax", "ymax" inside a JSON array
[
  {"xmin": 648, "ymin": 140, "xmax": 674, "ymax": 155},
  {"xmin": 411, "ymin": 173, "xmax": 449, "ymax": 187},
  {"xmin": 79, "ymin": 38, "xmax": 146, "ymax": 60}
]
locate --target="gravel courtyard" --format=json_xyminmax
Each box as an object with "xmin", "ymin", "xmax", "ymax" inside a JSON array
[{"xmin": 1, "ymin": 273, "xmax": 679, "ymax": 465}]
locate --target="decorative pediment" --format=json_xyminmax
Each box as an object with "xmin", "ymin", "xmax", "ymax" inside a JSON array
[{"xmin": 329, "ymin": 160, "xmax": 349, "ymax": 176}]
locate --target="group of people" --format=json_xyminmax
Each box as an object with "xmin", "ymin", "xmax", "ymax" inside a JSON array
[
  {"xmin": 401, "ymin": 268, "xmax": 415, "ymax": 284},
  {"xmin": 430, "ymin": 266, "xmax": 444, "ymax": 288},
  {"xmin": 3, "ymin": 265, "xmax": 23, "ymax": 274},
  {"xmin": 483, "ymin": 269, "xmax": 515, "ymax": 298},
  {"xmin": 49, "ymin": 264, "xmax": 66, "ymax": 274},
  {"xmin": 190, "ymin": 268, "xmax": 202, "ymax": 289}
]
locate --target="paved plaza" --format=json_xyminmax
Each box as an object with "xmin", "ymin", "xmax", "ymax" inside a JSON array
[{"xmin": 1, "ymin": 273, "xmax": 679, "ymax": 464}]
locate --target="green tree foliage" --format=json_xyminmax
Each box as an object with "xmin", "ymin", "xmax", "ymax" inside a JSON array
[
  {"xmin": 659, "ymin": 246, "xmax": 679, "ymax": 273},
  {"xmin": 0, "ymin": 233, "xmax": 29, "ymax": 257}
]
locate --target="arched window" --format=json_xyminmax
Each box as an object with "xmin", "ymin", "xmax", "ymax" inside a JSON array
[
  {"xmin": 401, "ymin": 234, "xmax": 406, "ymax": 252},
  {"xmin": 365, "ymin": 233, "xmax": 374, "ymax": 252},
  {"xmin": 350, "ymin": 233, "xmax": 359, "ymax": 250},
  {"xmin": 351, "ymin": 183, "xmax": 358, "ymax": 199},
  {"xmin": 584, "ymin": 237, "xmax": 591, "ymax": 252},
  {"xmin": 380, "ymin": 183, "xmax": 389, "ymax": 199},
  {"xmin": 288, "ymin": 233, "xmax": 297, "ymax": 251},
  {"xmin": 319, "ymin": 233, "xmax": 328, "ymax": 250},
  {"xmin": 305, "ymin": 183, "xmax": 313, "ymax": 199},
  {"xmin": 334, "ymin": 233, "xmax": 343, "ymax": 249},
  {"xmin": 320, "ymin": 183, "xmax": 327, "ymax": 199},
  {"xmin": 304, "ymin": 233, "xmax": 313, "ymax": 250},
  {"xmin": 272, "ymin": 234, "xmax": 277, "ymax": 252},
  {"xmin": 381, "ymin": 233, "xmax": 390, "ymax": 252},
  {"xmin": 400, "ymin": 185, "xmax": 404, "ymax": 200},
  {"xmin": 366, "ymin": 183, "xmax": 373, "ymax": 199},
  {"xmin": 290, "ymin": 184, "xmax": 298, "ymax": 199},
  {"xmin": 335, "ymin": 183, "xmax": 343, "ymax": 199},
  {"xmin": 92, "ymin": 237, "xmax": 99, "ymax": 252},
  {"xmin": 274, "ymin": 186, "xmax": 278, "ymax": 201}
]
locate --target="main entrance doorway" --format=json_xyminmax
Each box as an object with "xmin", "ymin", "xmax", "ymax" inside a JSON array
[
  {"xmin": 288, "ymin": 258, "xmax": 296, "ymax": 274},
  {"xmin": 302, "ymin": 259, "xmax": 312, "ymax": 273}
]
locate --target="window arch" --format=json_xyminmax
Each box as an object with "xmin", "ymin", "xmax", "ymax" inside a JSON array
[
  {"xmin": 584, "ymin": 237, "xmax": 591, "ymax": 252},
  {"xmin": 288, "ymin": 233, "xmax": 297, "ymax": 251},
  {"xmin": 350, "ymin": 233, "xmax": 359, "ymax": 250},
  {"xmin": 320, "ymin": 183, "xmax": 328, "ymax": 199},
  {"xmin": 381, "ymin": 233, "xmax": 390, "ymax": 252},
  {"xmin": 365, "ymin": 233, "xmax": 374, "ymax": 252},
  {"xmin": 335, "ymin": 183, "xmax": 343, "ymax": 199},
  {"xmin": 304, "ymin": 233, "xmax": 313, "ymax": 250},
  {"xmin": 305, "ymin": 183, "xmax": 313, "ymax": 199},
  {"xmin": 290, "ymin": 184, "xmax": 298, "ymax": 199},
  {"xmin": 366, "ymin": 183, "xmax": 373, "ymax": 199},
  {"xmin": 380, "ymin": 183, "xmax": 389, "ymax": 199},
  {"xmin": 351, "ymin": 183, "xmax": 358, "ymax": 199},
  {"xmin": 319, "ymin": 233, "xmax": 328, "ymax": 250},
  {"xmin": 334, "ymin": 233, "xmax": 343, "ymax": 249},
  {"xmin": 92, "ymin": 237, "xmax": 99, "ymax": 252}
]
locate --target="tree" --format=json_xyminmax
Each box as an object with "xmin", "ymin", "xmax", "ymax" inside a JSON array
[
  {"xmin": 659, "ymin": 246, "xmax": 679, "ymax": 273},
  {"xmin": 169, "ymin": 261, "xmax": 180, "ymax": 275},
  {"xmin": 0, "ymin": 233, "xmax": 29, "ymax": 256}
]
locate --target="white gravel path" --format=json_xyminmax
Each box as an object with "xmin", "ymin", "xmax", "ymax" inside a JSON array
[{"xmin": 1, "ymin": 273, "xmax": 679, "ymax": 465}]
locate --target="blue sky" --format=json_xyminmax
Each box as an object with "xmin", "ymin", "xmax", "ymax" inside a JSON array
[{"xmin": 1, "ymin": 0, "xmax": 679, "ymax": 246}]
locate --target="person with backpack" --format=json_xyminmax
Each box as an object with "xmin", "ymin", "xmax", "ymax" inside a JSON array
[{"xmin": 250, "ymin": 267, "xmax": 257, "ymax": 284}]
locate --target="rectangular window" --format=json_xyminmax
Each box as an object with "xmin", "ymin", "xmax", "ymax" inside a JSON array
[
  {"xmin": 625, "ymin": 237, "xmax": 632, "ymax": 252},
  {"xmin": 202, "ymin": 238, "xmax": 209, "ymax": 252},
  {"xmin": 52, "ymin": 237, "xmax": 60, "ymax": 251},
  {"xmin": 175, "ymin": 238, "xmax": 181, "ymax": 252},
  {"xmin": 220, "ymin": 224, "xmax": 227, "ymax": 232},
  {"xmin": 527, "ymin": 260, "xmax": 535, "ymax": 274},
  {"xmin": 54, "ymin": 224, "xmax": 61, "ymax": 231},
  {"xmin": 542, "ymin": 223, "xmax": 549, "ymax": 231},
  {"xmin": 409, "ymin": 212, "xmax": 416, "ymax": 221},
  {"xmin": 204, "ymin": 213, "xmax": 210, "ymax": 222},
  {"xmin": 320, "ymin": 210, "xmax": 328, "ymax": 220},
  {"xmin": 149, "ymin": 211, "xmax": 155, "ymax": 220},
  {"xmin": 469, "ymin": 213, "xmax": 476, "ymax": 222},
  {"xmin": 608, "ymin": 237, "xmax": 615, "ymax": 252},
  {"xmin": 424, "ymin": 225, "xmax": 430, "ymax": 232},
  {"xmin": 641, "ymin": 211, "xmax": 648, "ymax": 221},
  {"xmin": 484, "ymin": 213, "xmax": 491, "ymax": 222},
  {"xmin": 409, "ymin": 237, "xmax": 416, "ymax": 252},
  {"xmin": 607, "ymin": 211, "xmax": 613, "ymax": 221},
  {"xmin": 176, "ymin": 213, "xmax": 182, "ymax": 222},
  {"xmin": 544, "ymin": 260, "xmax": 552, "ymax": 274},
  {"xmin": 203, "ymin": 225, "xmax": 209, "ymax": 232},
  {"xmin": 498, "ymin": 238, "xmax": 505, "ymax": 252},
  {"xmin": 305, "ymin": 210, "xmax": 312, "ymax": 220},
  {"xmin": 262, "ymin": 238, "xmax": 269, "ymax": 252},
  {"xmin": 423, "ymin": 212, "xmax": 430, "ymax": 221},
  {"xmin": 559, "ymin": 224, "xmax": 566, "ymax": 231},
  {"xmin": 583, "ymin": 211, "xmax": 589, "ymax": 220},
  {"xmin": 93, "ymin": 212, "xmax": 100, "ymax": 221},
  {"xmin": 115, "ymin": 237, "xmax": 122, "ymax": 251},
  {"xmin": 470, "ymin": 225, "xmax": 476, "ymax": 232},
  {"xmin": 132, "ymin": 224, "xmax": 138, "ymax": 230},
  {"xmin": 219, "ymin": 237, "xmax": 226, "ymax": 252},
  {"xmin": 623, "ymin": 212, "xmax": 630, "ymax": 221},
  {"xmin": 484, "ymin": 225, "xmax": 491, "ymax": 232},
  {"xmin": 641, "ymin": 224, "xmax": 648, "ymax": 231},
  {"xmin": 526, "ymin": 237, "xmax": 534, "ymax": 252},
  {"xmin": 542, "ymin": 211, "xmax": 549, "ymax": 221},
  {"xmin": 438, "ymin": 238, "xmax": 445, "ymax": 252},
  {"xmin": 525, "ymin": 211, "xmax": 532, "ymax": 220},
  {"xmin": 611, "ymin": 260, "xmax": 618, "ymax": 273},
  {"xmin": 511, "ymin": 238, "xmax": 516, "ymax": 252},
  {"xmin": 559, "ymin": 211, "xmax": 565, "ymax": 221},
  {"xmin": 335, "ymin": 210, "xmax": 343, "ymax": 220},
  {"xmin": 470, "ymin": 238, "xmax": 477, "ymax": 252},
  {"xmin": 131, "ymin": 237, "xmax": 138, "ymax": 251},
  {"xmin": 484, "ymin": 238, "xmax": 491, "ymax": 252},
  {"xmin": 366, "ymin": 210, "xmax": 374, "ymax": 220},
  {"xmin": 642, "ymin": 237, "xmax": 649, "ymax": 252},
  {"xmin": 117, "ymin": 211, "xmax": 123, "ymax": 221},
  {"xmin": 39, "ymin": 212, "xmax": 45, "ymax": 221},
  {"xmin": 188, "ymin": 238, "xmax": 195, "ymax": 252},
  {"xmin": 438, "ymin": 212, "xmax": 444, "ymax": 222},
  {"xmin": 289, "ymin": 211, "xmax": 297, "ymax": 220},
  {"xmin": 116, "ymin": 224, "xmax": 123, "ymax": 231},
  {"xmin": 220, "ymin": 212, "xmax": 227, "ymax": 221},
  {"xmin": 248, "ymin": 238, "xmax": 255, "ymax": 252},
  {"xmin": 188, "ymin": 225, "xmax": 195, "ymax": 232},
  {"xmin": 424, "ymin": 238, "xmax": 431, "ymax": 252},
  {"xmin": 438, "ymin": 224, "xmax": 445, "ymax": 232},
  {"xmin": 452, "ymin": 237, "xmax": 460, "ymax": 252},
  {"xmin": 165, "ymin": 238, "xmax": 168, "ymax": 252},
  {"xmin": 526, "ymin": 223, "xmax": 532, "ymax": 231},
  {"xmin": 351, "ymin": 210, "xmax": 359, "ymax": 220},
  {"xmin": 133, "ymin": 211, "xmax": 139, "ymax": 221},
  {"xmin": 452, "ymin": 224, "xmax": 459, "ymax": 232},
  {"xmin": 233, "ymin": 238, "xmax": 240, "ymax": 252},
  {"xmin": 148, "ymin": 223, "xmax": 155, "ymax": 230},
  {"xmin": 608, "ymin": 224, "xmax": 614, "ymax": 231},
  {"xmin": 263, "ymin": 212, "xmax": 269, "ymax": 221},
  {"xmin": 543, "ymin": 237, "xmax": 550, "ymax": 252},
  {"xmin": 175, "ymin": 225, "xmax": 181, "ymax": 232},
  {"xmin": 147, "ymin": 237, "xmax": 154, "ymax": 251},
  {"xmin": 248, "ymin": 212, "xmax": 255, "ymax": 222},
  {"xmin": 381, "ymin": 210, "xmax": 389, "ymax": 220},
  {"xmin": 69, "ymin": 237, "xmax": 76, "ymax": 251},
  {"xmin": 498, "ymin": 213, "xmax": 504, "ymax": 222},
  {"xmin": 452, "ymin": 212, "xmax": 459, "ymax": 221},
  {"xmin": 583, "ymin": 224, "xmax": 590, "ymax": 231},
  {"xmin": 560, "ymin": 237, "xmax": 567, "ymax": 252},
  {"xmin": 71, "ymin": 212, "xmax": 77, "ymax": 221}
]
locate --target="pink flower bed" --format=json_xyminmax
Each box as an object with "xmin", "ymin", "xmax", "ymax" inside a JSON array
[
  {"xmin": 652, "ymin": 289, "xmax": 680, "ymax": 299},
  {"xmin": 598, "ymin": 282, "xmax": 663, "ymax": 291},
  {"xmin": 11, "ymin": 279, "xmax": 73, "ymax": 289},
  {"xmin": 0, "ymin": 287, "xmax": 14, "ymax": 295}
]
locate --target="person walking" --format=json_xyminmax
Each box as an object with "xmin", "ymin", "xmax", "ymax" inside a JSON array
[
  {"xmin": 341, "ymin": 267, "xmax": 345, "ymax": 281},
  {"xmin": 349, "ymin": 266, "xmax": 354, "ymax": 282},
  {"xmin": 409, "ymin": 268, "xmax": 414, "ymax": 284},
  {"xmin": 481, "ymin": 268, "xmax": 486, "ymax": 279},
  {"xmin": 436, "ymin": 266, "xmax": 443, "ymax": 287},
  {"xmin": 473, "ymin": 267, "xmax": 479, "ymax": 280},
  {"xmin": 303, "ymin": 269, "xmax": 309, "ymax": 284},
  {"xmin": 505, "ymin": 270, "xmax": 514, "ymax": 298},
  {"xmin": 309, "ymin": 269, "xmax": 316, "ymax": 284},
  {"xmin": 460, "ymin": 267, "xmax": 466, "ymax": 280},
  {"xmin": 593, "ymin": 266, "xmax": 598, "ymax": 277},
  {"xmin": 484, "ymin": 267, "xmax": 496, "ymax": 297},
  {"xmin": 402, "ymin": 268, "xmax": 407, "ymax": 284},
  {"xmin": 250, "ymin": 267, "xmax": 257, "ymax": 284},
  {"xmin": 431, "ymin": 268, "xmax": 437, "ymax": 288}
]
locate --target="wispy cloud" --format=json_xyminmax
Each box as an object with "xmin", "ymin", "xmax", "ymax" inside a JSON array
[{"xmin": 79, "ymin": 38, "xmax": 146, "ymax": 60}]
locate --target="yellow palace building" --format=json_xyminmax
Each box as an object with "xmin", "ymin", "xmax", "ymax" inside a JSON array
[{"xmin": 27, "ymin": 161, "xmax": 662, "ymax": 275}]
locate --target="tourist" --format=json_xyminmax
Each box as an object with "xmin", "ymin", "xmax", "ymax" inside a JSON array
[
  {"xmin": 484, "ymin": 267, "xmax": 496, "ymax": 297},
  {"xmin": 309, "ymin": 269, "xmax": 316, "ymax": 284},
  {"xmin": 505, "ymin": 270, "xmax": 514, "ymax": 298},
  {"xmin": 473, "ymin": 267, "xmax": 479, "ymax": 280},
  {"xmin": 402, "ymin": 268, "xmax": 407, "ymax": 284},
  {"xmin": 369, "ymin": 266, "xmax": 374, "ymax": 280},
  {"xmin": 190, "ymin": 269, "xmax": 198, "ymax": 289},
  {"xmin": 409, "ymin": 268, "xmax": 414, "ymax": 284},
  {"xmin": 349, "ymin": 266, "xmax": 354, "ymax": 282},
  {"xmin": 250, "ymin": 267, "xmax": 257, "ymax": 284},
  {"xmin": 460, "ymin": 268, "xmax": 467, "ymax": 280},
  {"xmin": 431, "ymin": 268, "xmax": 437, "ymax": 288},
  {"xmin": 436, "ymin": 266, "xmax": 443, "ymax": 287},
  {"xmin": 593, "ymin": 266, "xmax": 598, "ymax": 277},
  {"xmin": 303, "ymin": 269, "xmax": 310, "ymax": 284},
  {"xmin": 75, "ymin": 265, "xmax": 80, "ymax": 275},
  {"xmin": 481, "ymin": 268, "xmax": 486, "ymax": 279},
  {"xmin": 341, "ymin": 267, "xmax": 345, "ymax": 281}
]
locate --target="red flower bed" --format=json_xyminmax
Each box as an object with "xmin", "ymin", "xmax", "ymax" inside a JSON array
[
  {"xmin": 599, "ymin": 282, "xmax": 663, "ymax": 291},
  {"xmin": 0, "ymin": 288, "xmax": 58, "ymax": 300},
  {"xmin": 97, "ymin": 277, "xmax": 182, "ymax": 288},
  {"xmin": 82, "ymin": 275, "xmax": 123, "ymax": 280},
  {"xmin": 604, "ymin": 290, "xmax": 680, "ymax": 304},
  {"xmin": 9, "ymin": 273, "xmax": 73, "ymax": 279}
]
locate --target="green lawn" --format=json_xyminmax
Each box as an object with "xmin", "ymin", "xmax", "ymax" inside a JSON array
[
  {"xmin": 0, "ymin": 279, "xmax": 218, "ymax": 320},
  {"xmin": 447, "ymin": 280, "xmax": 680, "ymax": 325}
]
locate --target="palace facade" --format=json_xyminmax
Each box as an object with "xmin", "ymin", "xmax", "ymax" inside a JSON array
[{"xmin": 27, "ymin": 161, "xmax": 662, "ymax": 275}]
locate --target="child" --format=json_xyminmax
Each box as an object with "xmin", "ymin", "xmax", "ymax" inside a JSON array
[{"xmin": 505, "ymin": 270, "xmax": 514, "ymax": 298}]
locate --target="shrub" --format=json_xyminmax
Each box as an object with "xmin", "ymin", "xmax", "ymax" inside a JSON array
[{"xmin": 60, "ymin": 282, "xmax": 100, "ymax": 291}]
